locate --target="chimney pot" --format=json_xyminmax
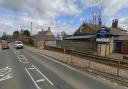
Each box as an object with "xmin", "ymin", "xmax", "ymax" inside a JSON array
[{"xmin": 48, "ymin": 27, "xmax": 50, "ymax": 30}]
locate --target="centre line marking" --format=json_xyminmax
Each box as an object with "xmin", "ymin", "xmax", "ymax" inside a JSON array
[
  {"xmin": 25, "ymin": 67, "xmax": 41, "ymax": 89},
  {"xmin": 32, "ymin": 65, "xmax": 54, "ymax": 86}
]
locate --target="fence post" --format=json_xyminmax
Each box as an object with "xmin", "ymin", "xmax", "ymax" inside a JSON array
[
  {"xmin": 70, "ymin": 49, "xmax": 73, "ymax": 65},
  {"xmin": 88, "ymin": 55, "xmax": 91, "ymax": 69},
  {"xmin": 117, "ymin": 59, "xmax": 120, "ymax": 76}
]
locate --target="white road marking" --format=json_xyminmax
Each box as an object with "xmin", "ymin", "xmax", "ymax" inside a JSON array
[
  {"xmin": 17, "ymin": 55, "xmax": 28, "ymax": 63},
  {"xmin": 25, "ymin": 67, "xmax": 41, "ymax": 89},
  {"xmin": 0, "ymin": 66, "xmax": 13, "ymax": 82},
  {"xmin": 13, "ymin": 51, "xmax": 21, "ymax": 54},
  {"xmin": 38, "ymin": 53, "xmax": 77, "ymax": 71},
  {"xmin": 28, "ymin": 67, "xmax": 35, "ymax": 70},
  {"xmin": 32, "ymin": 65, "xmax": 54, "ymax": 86},
  {"xmin": 17, "ymin": 55, "xmax": 22, "ymax": 62},
  {"xmin": 23, "ymin": 61, "xmax": 29, "ymax": 64},
  {"xmin": 37, "ymin": 53, "xmax": 128, "ymax": 89},
  {"xmin": 22, "ymin": 55, "xmax": 28, "ymax": 60},
  {"xmin": 36, "ymin": 79, "xmax": 45, "ymax": 83},
  {"xmin": 0, "ymin": 73, "xmax": 13, "ymax": 82}
]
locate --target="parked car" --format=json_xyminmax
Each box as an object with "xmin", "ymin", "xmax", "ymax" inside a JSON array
[
  {"xmin": 1, "ymin": 42, "xmax": 10, "ymax": 49},
  {"xmin": 15, "ymin": 41, "xmax": 23, "ymax": 49}
]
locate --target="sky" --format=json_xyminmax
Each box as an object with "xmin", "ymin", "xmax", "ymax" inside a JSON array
[{"xmin": 0, "ymin": 0, "xmax": 128, "ymax": 36}]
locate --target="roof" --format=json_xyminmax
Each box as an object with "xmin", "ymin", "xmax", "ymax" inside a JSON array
[
  {"xmin": 65, "ymin": 22, "xmax": 128, "ymax": 40},
  {"xmin": 34, "ymin": 29, "xmax": 56, "ymax": 41},
  {"xmin": 110, "ymin": 27, "xmax": 128, "ymax": 36},
  {"xmin": 65, "ymin": 35, "xmax": 95, "ymax": 40},
  {"xmin": 73, "ymin": 22, "xmax": 101, "ymax": 36},
  {"xmin": 35, "ymin": 35, "xmax": 56, "ymax": 41},
  {"xmin": 73, "ymin": 22, "xmax": 128, "ymax": 36},
  {"xmin": 115, "ymin": 36, "xmax": 128, "ymax": 41}
]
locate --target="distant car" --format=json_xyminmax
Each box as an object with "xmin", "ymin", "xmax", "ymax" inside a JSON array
[
  {"xmin": 15, "ymin": 41, "xmax": 23, "ymax": 49},
  {"xmin": 1, "ymin": 42, "xmax": 10, "ymax": 49}
]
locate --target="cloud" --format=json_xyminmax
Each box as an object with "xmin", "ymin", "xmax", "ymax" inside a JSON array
[
  {"xmin": 0, "ymin": 0, "xmax": 81, "ymax": 17},
  {"xmin": 103, "ymin": 0, "xmax": 128, "ymax": 16},
  {"xmin": 0, "ymin": 0, "xmax": 81, "ymax": 35},
  {"xmin": 119, "ymin": 17, "xmax": 128, "ymax": 29},
  {"xmin": 0, "ymin": 0, "xmax": 128, "ymax": 35},
  {"xmin": 81, "ymin": 0, "xmax": 128, "ymax": 17},
  {"xmin": 81, "ymin": 0, "xmax": 101, "ymax": 7}
]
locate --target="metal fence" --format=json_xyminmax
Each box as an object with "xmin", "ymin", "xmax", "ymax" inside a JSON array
[{"xmin": 44, "ymin": 46, "xmax": 128, "ymax": 85}]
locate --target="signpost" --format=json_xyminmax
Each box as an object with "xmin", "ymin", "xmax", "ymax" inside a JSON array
[{"xmin": 96, "ymin": 27, "xmax": 110, "ymax": 56}]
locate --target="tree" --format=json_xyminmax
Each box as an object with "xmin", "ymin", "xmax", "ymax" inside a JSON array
[
  {"xmin": 2, "ymin": 32, "xmax": 7, "ymax": 40},
  {"xmin": 13, "ymin": 31, "xmax": 19, "ymax": 37},
  {"xmin": 12, "ymin": 31, "xmax": 20, "ymax": 40},
  {"xmin": 23, "ymin": 30, "xmax": 30, "ymax": 36}
]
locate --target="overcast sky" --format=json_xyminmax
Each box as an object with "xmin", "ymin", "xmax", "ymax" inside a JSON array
[{"xmin": 0, "ymin": 0, "xmax": 128, "ymax": 35}]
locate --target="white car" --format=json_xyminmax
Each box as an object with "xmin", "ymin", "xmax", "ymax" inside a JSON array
[{"xmin": 15, "ymin": 41, "xmax": 23, "ymax": 49}]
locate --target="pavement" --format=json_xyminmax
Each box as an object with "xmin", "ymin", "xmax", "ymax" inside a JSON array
[
  {"xmin": 26, "ymin": 46, "xmax": 128, "ymax": 81},
  {"xmin": 0, "ymin": 43, "xmax": 127, "ymax": 89}
]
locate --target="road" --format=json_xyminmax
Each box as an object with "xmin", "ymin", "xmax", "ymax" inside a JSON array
[{"xmin": 0, "ymin": 43, "xmax": 127, "ymax": 89}]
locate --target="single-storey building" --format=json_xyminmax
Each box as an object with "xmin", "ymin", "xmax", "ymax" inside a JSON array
[{"xmin": 64, "ymin": 19, "xmax": 128, "ymax": 56}]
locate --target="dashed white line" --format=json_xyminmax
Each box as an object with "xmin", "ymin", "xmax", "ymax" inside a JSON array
[
  {"xmin": 32, "ymin": 65, "xmax": 54, "ymax": 86},
  {"xmin": 25, "ymin": 67, "xmax": 41, "ymax": 89}
]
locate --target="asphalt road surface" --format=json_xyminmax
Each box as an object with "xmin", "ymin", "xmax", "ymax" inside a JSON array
[{"xmin": 0, "ymin": 43, "xmax": 127, "ymax": 89}]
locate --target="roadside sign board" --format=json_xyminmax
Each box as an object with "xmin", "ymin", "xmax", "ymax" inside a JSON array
[
  {"xmin": 96, "ymin": 27, "xmax": 110, "ymax": 38},
  {"xmin": 96, "ymin": 27, "xmax": 110, "ymax": 44}
]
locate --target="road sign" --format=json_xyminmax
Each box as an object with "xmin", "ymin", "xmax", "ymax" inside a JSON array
[
  {"xmin": 96, "ymin": 27, "xmax": 110, "ymax": 44},
  {"xmin": 96, "ymin": 27, "xmax": 110, "ymax": 38}
]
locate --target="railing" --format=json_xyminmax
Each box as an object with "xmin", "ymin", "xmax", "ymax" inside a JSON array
[{"xmin": 44, "ymin": 46, "xmax": 128, "ymax": 86}]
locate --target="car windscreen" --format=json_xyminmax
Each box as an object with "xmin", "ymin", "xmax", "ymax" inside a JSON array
[{"xmin": 16, "ymin": 42, "xmax": 22, "ymax": 44}]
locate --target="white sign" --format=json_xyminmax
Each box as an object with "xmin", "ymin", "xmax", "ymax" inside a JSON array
[{"xmin": 96, "ymin": 38, "xmax": 110, "ymax": 42}]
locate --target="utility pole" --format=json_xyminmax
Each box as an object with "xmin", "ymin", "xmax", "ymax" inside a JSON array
[{"xmin": 31, "ymin": 22, "xmax": 32, "ymax": 36}]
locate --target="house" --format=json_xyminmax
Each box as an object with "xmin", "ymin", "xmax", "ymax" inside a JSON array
[
  {"xmin": 64, "ymin": 22, "xmax": 99, "ymax": 53},
  {"xmin": 33, "ymin": 27, "xmax": 56, "ymax": 49},
  {"xmin": 64, "ymin": 20, "xmax": 128, "ymax": 56}
]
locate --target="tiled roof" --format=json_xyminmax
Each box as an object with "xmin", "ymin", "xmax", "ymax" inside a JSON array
[
  {"xmin": 110, "ymin": 27, "xmax": 128, "ymax": 36},
  {"xmin": 73, "ymin": 22, "xmax": 128, "ymax": 36},
  {"xmin": 35, "ymin": 35, "xmax": 56, "ymax": 41},
  {"xmin": 35, "ymin": 29, "xmax": 56, "ymax": 41},
  {"xmin": 65, "ymin": 35, "xmax": 95, "ymax": 40},
  {"xmin": 115, "ymin": 36, "xmax": 128, "ymax": 41}
]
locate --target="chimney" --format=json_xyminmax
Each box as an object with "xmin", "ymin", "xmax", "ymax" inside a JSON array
[
  {"xmin": 48, "ymin": 27, "xmax": 50, "ymax": 31},
  {"xmin": 112, "ymin": 20, "xmax": 114, "ymax": 28},
  {"xmin": 42, "ymin": 28, "xmax": 44, "ymax": 32},
  {"xmin": 112, "ymin": 19, "xmax": 118, "ymax": 28},
  {"xmin": 115, "ymin": 19, "xmax": 118, "ymax": 28}
]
